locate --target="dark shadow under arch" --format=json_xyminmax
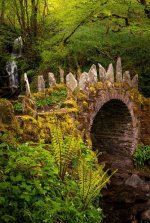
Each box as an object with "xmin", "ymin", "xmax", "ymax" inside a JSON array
[{"xmin": 91, "ymin": 99, "xmax": 134, "ymax": 161}]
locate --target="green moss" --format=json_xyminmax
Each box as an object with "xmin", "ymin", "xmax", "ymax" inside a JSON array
[
  {"xmin": 97, "ymin": 82, "xmax": 107, "ymax": 90},
  {"xmin": 18, "ymin": 115, "xmax": 39, "ymax": 142},
  {"xmin": 61, "ymin": 99, "xmax": 77, "ymax": 108},
  {"xmin": 22, "ymin": 97, "xmax": 37, "ymax": 118},
  {"xmin": 89, "ymin": 86, "xmax": 96, "ymax": 94},
  {"xmin": 0, "ymin": 99, "xmax": 15, "ymax": 125},
  {"xmin": 77, "ymin": 92, "xmax": 87, "ymax": 101},
  {"xmin": 0, "ymin": 99, "xmax": 20, "ymax": 144}
]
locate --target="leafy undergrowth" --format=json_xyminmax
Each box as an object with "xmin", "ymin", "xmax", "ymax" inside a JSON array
[
  {"xmin": 35, "ymin": 89, "xmax": 67, "ymax": 110},
  {"xmin": 0, "ymin": 121, "xmax": 113, "ymax": 223},
  {"xmin": 13, "ymin": 87, "xmax": 67, "ymax": 114},
  {"xmin": 133, "ymin": 144, "xmax": 150, "ymax": 168}
]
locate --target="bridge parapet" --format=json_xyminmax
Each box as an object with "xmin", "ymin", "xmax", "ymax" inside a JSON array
[{"xmin": 22, "ymin": 57, "xmax": 149, "ymax": 150}]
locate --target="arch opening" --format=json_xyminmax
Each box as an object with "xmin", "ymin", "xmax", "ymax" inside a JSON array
[{"xmin": 91, "ymin": 99, "xmax": 134, "ymax": 162}]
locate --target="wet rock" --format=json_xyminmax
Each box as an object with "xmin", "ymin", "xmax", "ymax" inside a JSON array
[
  {"xmin": 141, "ymin": 210, "xmax": 150, "ymax": 221},
  {"xmin": 125, "ymin": 174, "xmax": 143, "ymax": 188}
]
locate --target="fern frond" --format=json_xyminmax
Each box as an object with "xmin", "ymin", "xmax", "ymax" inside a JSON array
[
  {"xmin": 50, "ymin": 117, "xmax": 81, "ymax": 181},
  {"xmin": 78, "ymin": 158, "xmax": 114, "ymax": 210}
]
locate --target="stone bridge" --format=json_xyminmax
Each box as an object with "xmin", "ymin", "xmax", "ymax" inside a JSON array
[
  {"xmin": 68, "ymin": 58, "xmax": 150, "ymax": 223},
  {"xmin": 77, "ymin": 81, "xmax": 140, "ymax": 156},
  {"xmin": 30, "ymin": 57, "xmax": 150, "ymax": 155},
  {"xmin": 63, "ymin": 58, "xmax": 149, "ymax": 156},
  {"xmin": 1, "ymin": 57, "xmax": 150, "ymax": 223}
]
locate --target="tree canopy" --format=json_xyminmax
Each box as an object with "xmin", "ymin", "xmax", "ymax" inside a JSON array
[{"xmin": 0, "ymin": 0, "xmax": 150, "ymax": 96}]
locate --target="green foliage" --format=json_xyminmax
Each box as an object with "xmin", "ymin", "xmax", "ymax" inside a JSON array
[
  {"xmin": 78, "ymin": 159, "xmax": 113, "ymax": 210},
  {"xmin": 0, "ymin": 127, "xmax": 110, "ymax": 223},
  {"xmin": 133, "ymin": 144, "xmax": 150, "ymax": 167},
  {"xmin": 50, "ymin": 117, "xmax": 81, "ymax": 181},
  {"xmin": 13, "ymin": 102, "xmax": 22, "ymax": 113},
  {"xmin": 0, "ymin": 142, "xmax": 60, "ymax": 223},
  {"xmin": 36, "ymin": 90, "xmax": 67, "ymax": 109},
  {"xmin": 1, "ymin": 0, "xmax": 150, "ymax": 96}
]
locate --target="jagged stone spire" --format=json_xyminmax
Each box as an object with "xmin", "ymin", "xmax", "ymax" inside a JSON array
[
  {"xmin": 132, "ymin": 74, "xmax": 138, "ymax": 89},
  {"xmin": 24, "ymin": 73, "xmax": 31, "ymax": 97},
  {"xmin": 38, "ymin": 75, "xmax": 45, "ymax": 92},
  {"xmin": 116, "ymin": 57, "xmax": 122, "ymax": 82},
  {"xmin": 98, "ymin": 63, "xmax": 107, "ymax": 82},
  {"xmin": 66, "ymin": 72, "xmax": 78, "ymax": 92},
  {"xmin": 59, "ymin": 68, "xmax": 65, "ymax": 84},
  {"xmin": 48, "ymin": 72, "xmax": 56, "ymax": 88},
  {"xmin": 123, "ymin": 71, "xmax": 131, "ymax": 86},
  {"xmin": 88, "ymin": 64, "xmax": 98, "ymax": 84},
  {"xmin": 106, "ymin": 63, "xmax": 114, "ymax": 82},
  {"xmin": 79, "ymin": 72, "xmax": 90, "ymax": 91}
]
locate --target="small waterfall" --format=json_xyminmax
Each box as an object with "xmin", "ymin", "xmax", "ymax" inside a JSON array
[
  {"xmin": 6, "ymin": 61, "xmax": 18, "ymax": 90},
  {"xmin": 6, "ymin": 36, "xmax": 23, "ymax": 92},
  {"xmin": 11, "ymin": 36, "xmax": 23, "ymax": 58}
]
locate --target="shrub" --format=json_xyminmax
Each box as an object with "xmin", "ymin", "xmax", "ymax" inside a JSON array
[
  {"xmin": 0, "ymin": 115, "xmax": 113, "ymax": 223},
  {"xmin": 13, "ymin": 102, "xmax": 22, "ymax": 113},
  {"xmin": 35, "ymin": 89, "xmax": 67, "ymax": 109},
  {"xmin": 133, "ymin": 144, "xmax": 150, "ymax": 167},
  {"xmin": 0, "ymin": 137, "xmax": 109, "ymax": 223}
]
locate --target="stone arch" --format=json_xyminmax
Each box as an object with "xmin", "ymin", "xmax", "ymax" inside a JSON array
[{"xmin": 89, "ymin": 91, "xmax": 139, "ymax": 155}]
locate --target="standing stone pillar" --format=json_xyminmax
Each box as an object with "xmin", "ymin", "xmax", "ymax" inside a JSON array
[
  {"xmin": 66, "ymin": 72, "xmax": 78, "ymax": 94},
  {"xmin": 79, "ymin": 72, "xmax": 90, "ymax": 91},
  {"xmin": 106, "ymin": 63, "xmax": 114, "ymax": 83},
  {"xmin": 48, "ymin": 72, "xmax": 56, "ymax": 88},
  {"xmin": 98, "ymin": 63, "xmax": 107, "ymax": 82},
  {"xmin": 38, "ymin": 75, "xmax": 45, "ymax": 92},
  {"xmin": 132, "ymin": 74, "xmax": 138, "ymax": 89},
  {"xmin": 88, "ymin": 64, "xmax": 98, "ymax": 85},
  {"xmin": 59, "ymin": 68, "xmax": 65, "ymax": 84},
  {"xmin": 24, "ymin": 73, "xmax": 31, "ymax": 97},
  {"xmin": 116, "ymin": 57, "xmax": 122, "ymax": 82},
  {"xmin": 123, "ymin": 71, "xmax": 131, "ymax": 87}
]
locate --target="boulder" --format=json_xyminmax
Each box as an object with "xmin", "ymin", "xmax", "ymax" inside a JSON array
[{"xmin": 125, "ymin": 174, "xmax": 143, "ymax": 188}]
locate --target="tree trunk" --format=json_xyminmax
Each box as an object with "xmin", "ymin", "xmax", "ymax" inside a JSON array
[
  {"xmin": 0, "ymin": 0, "xmax": 5, "ymax": 23},
  {"xmin": 30, "ymin": 0, "xmax": 39, "ymax": 37}
]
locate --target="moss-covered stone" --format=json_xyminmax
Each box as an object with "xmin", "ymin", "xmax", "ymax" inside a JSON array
[
  {"xmin": 0, "ymin": 99, "xmax": 15, "ymax": 126},
  {"xmin": 0, "ymin": 99, "xmax": 20, "ymax": 144},
  {"xmin": 61, "ymin": 99, "xmax": 77, "ymax": 108},
  {"xmin": 77, "ymin": 92, "xmax": 87, "ymax": 101},
  {"xmin": 18, "ymin": 115, "xmax": 40, "ymax": 142},
  {"xmin": 22, "ymin": 97, "xmax": 37, "ymax": 118}
]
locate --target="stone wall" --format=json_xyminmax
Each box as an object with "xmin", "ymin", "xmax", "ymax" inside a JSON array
[
  {"xmin": 140, "ymin": 98, "xmax": 150, "ymax": 145},
  {"xmin": 91, "ymin": 99, "xmax": 133, "ymax": 158}
]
